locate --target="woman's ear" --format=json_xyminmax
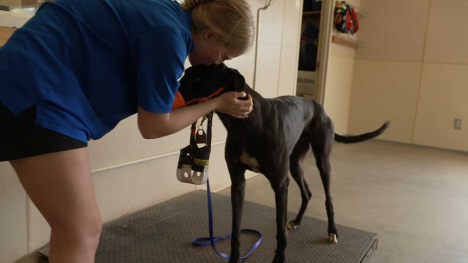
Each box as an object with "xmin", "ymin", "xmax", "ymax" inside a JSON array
[{"xmin": 202, "ymin": 28, "xmax": 216, "ymax": 42}]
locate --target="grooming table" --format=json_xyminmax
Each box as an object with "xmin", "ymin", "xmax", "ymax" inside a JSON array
[{"xmin": 38, "ymin": 190, "xmax": 378, "ymax": 263}]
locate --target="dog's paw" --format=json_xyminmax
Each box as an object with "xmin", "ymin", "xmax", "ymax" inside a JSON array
[
  {"xmin": 272, "ymin": 253, "xmax": 285, "ymax": 263},
  {"xmin": 329, "ymin": 233, "xmax": 338, "ymax": 244},
  {"xmin": 287, "ymin": 220, "xmax": 299, "ymax": 230},
  {"xmin": 229, "ymin": 253, "xmax": 241, "ymax": 263}
]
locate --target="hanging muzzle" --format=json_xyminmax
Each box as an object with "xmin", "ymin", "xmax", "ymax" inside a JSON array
[
  {"xmin": 176, "ymin": 113, "xmax": 213, "ymax": 185},
  {"xmin": 172, "ymin": 87, "xmax": 225, "ymax": 185}
]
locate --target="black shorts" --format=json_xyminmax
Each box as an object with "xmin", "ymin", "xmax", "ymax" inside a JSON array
[{"xmin": 0, "ymin": 103, "xmax": 88, "ymax": 162}]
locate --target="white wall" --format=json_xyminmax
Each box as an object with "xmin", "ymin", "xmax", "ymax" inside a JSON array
[{"xmin": 349, "ymin": 0, "xmax": 468, "ymax": 152}]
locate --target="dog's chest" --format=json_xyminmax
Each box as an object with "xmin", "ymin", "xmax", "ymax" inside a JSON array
[{"xmin": 239, "ymin": 152, "xmax": 261, "ymax": 173}]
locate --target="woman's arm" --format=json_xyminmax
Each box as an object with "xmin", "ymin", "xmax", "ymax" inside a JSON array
[{"xmin": 138, "ymin": 91, "xmax": 252, "ymax": 139}]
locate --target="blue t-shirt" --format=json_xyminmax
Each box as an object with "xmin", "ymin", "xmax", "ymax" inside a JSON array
[{"xmin": 0, "ymin": 0, "xmax": 194, "ymax": 142}]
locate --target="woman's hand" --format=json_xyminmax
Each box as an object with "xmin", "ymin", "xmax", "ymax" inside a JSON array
[{"xmin": 214, "ymin": 91, "xmax": 253, "ymax": 119}]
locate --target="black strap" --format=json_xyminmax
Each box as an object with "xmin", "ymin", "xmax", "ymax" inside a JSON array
[
  {"xmin": 190, "ymin": 112, "xmax": 213, "ymax": 152},
  {"xmin": 206, "ymin": 112, "xmax": 213, "ymax": 151}
]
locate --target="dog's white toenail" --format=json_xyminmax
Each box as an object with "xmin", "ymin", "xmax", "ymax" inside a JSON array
[{"xmin": 287, "ymin": 222, "xmax": 297, "ymax": 230}]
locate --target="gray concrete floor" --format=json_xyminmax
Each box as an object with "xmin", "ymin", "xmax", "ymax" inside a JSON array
[{"xmin": 218, "ymin": 141, "xmax": 468, "ymax": 263}]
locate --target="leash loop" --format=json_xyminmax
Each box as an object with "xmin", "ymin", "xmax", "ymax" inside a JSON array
[{"xmin": 192, "ymin": 180, "xmax": 263, "ymax": 260}]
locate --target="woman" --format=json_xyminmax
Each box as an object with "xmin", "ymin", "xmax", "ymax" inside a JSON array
[{"xmin": 0, "ymin": 0, "xmax": 254, "ymax": 262}]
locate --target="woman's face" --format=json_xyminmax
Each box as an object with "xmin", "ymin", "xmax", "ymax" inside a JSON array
[{"xmin": 188, "ymin": 28, "xmax": 241, "ymax": 66}]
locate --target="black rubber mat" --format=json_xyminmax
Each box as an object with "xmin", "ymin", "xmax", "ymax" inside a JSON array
[{"xmin": 38, "ymin": 190, "xmax": 377, "ymax": 263}]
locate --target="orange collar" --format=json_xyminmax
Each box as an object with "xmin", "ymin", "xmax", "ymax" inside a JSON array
[{"xmin": 172, "ymin": 87, "xmax": 226, "ymax": 110}]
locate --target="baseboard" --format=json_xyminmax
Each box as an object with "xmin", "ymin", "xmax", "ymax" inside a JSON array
[{"xmin": 368, "ymin": 138, "xmax": 468, "ymax": 156}]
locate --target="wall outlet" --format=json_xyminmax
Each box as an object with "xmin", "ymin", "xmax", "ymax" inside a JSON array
[{"xmin": 454, "ymin": 118, "xmax": 463, "ymax": 130}]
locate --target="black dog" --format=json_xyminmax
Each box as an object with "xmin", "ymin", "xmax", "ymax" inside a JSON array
[{"xmin": 179, "ymin": 64, "xmax": 389, "ymax": 263}]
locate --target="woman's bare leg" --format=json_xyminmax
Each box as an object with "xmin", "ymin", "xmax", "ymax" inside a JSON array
[{"xmin": 10, "ymin": 147, "xmax": 101, "ymax": 263}]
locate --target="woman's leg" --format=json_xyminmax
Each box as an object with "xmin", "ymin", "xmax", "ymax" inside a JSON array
[{"xmin": 9, "ymin": 147, "xmax": 101, "ymax": 263}]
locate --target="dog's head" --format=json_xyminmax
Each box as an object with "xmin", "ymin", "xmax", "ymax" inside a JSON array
[{"xmin": 175, "ymin": 63, "xmax": 246, "ymax": 108}]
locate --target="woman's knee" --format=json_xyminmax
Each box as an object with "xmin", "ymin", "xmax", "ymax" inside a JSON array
[
  {"xmin": 85, "ymin": 212, "xmax": 103, "ymax": 241},
  {"xmin": 84, "ymin": 213, "xmax": 102, "ymax": 248},
  {"xmin": 51, "ymin": 209, "xmax": 102, "ymax": 246}
]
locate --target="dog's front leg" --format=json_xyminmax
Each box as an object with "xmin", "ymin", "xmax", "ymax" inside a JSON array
[
  {"xmin": 272, "ymin": 174, "xmax": 290, "ymax": 263},
  {"xmin": 228, "ymin": 163, "xmax": 246, "ymax": 263}
]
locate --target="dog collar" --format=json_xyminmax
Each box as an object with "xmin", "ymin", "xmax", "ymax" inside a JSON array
[{"xmin": 172, "ymin": 87, "xmax": 226, "ymax": 110}]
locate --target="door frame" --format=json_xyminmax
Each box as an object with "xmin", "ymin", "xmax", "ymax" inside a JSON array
[{"xmin": 315, "ymin": 0, "xmax": 334, "ymax": 106}]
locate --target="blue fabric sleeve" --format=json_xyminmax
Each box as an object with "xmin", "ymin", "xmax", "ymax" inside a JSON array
[{"xmin": 135, "ymin": 26, "xmax": 189, "ymax": 113}]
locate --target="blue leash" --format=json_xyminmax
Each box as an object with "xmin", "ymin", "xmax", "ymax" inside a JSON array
[{"xmin": 192, "ymin": 179, "xmax": 263, "ymax": 260}]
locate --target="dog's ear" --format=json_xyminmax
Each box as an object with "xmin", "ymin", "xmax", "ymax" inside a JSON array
[{"xmin": 226, "ymin": 69, "xmax": 245, "ymax": 92}]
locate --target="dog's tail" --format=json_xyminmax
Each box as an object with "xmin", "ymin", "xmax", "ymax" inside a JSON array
[{"xmin": 334, "ymin": 121, "xmax": 391, "ymax": 144}]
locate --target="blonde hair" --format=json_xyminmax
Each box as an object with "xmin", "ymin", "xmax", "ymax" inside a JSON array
[{"xmin": 181, "ymin": 0, "xmax": 255, "ymax": 55}]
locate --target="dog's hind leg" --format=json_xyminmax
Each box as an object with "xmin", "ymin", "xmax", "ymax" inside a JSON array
[
  {"xmin": 311, "ymin": 117, "xmax": 339, "ymax": 244},
  {"xmin": 287, "ymin": 137, "xmax": 312, "ymax": 230}
]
